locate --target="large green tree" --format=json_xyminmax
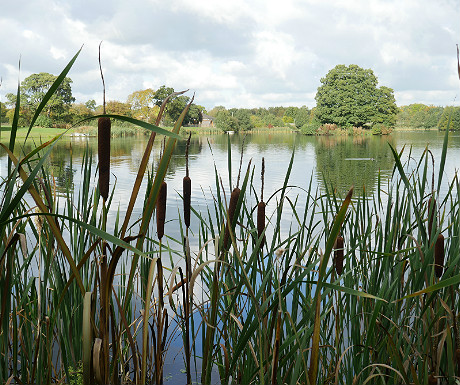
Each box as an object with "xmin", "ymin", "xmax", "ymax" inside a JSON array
[
  {"xmin": 6, "ymin": 72, "xmax": 75, "ymax": 121},
  {"xmin": 152, "ymin": 85, "xmax": 204, "ymax": 125},
  {"xmin": 315, "ymin": 64, "xmax": 398, "ymax": 128}
]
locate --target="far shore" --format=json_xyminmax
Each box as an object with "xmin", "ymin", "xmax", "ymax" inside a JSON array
[{"xmin": 0, "ymin": 124, "xmax": 446, "ymax": 141}]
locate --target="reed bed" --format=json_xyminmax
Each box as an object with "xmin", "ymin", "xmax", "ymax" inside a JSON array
[{"xmin": 1, "ymin": 50, "xmax": 460, "ymax": 385}]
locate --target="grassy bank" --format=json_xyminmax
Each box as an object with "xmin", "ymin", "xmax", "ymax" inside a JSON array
[{"xmin": 0, "ymin": 125, "xmax": 71, "ymax": 140}]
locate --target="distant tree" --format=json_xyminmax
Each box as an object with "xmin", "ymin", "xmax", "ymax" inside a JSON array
[
  {"xmin": 268, "ymin": 106, "xmax": 286, "ymax": 118},
  {"xmin": 6, "ymin": 107, "xmax": 32, "ymax": 127},
  {"xmin": 6, "ymin": 72, "xmax": 75, "ymax": 121},
  {"xmin": 0, "ymin": 102, "xmax": 7, "ymax": 122},
  {"xmin": 294, "ymin": 107, "xmax": 310, "ymax": 129},
  {"xmin": 283, "ymin": 106, "xmax": 298, "ymax": 123},
  {"xmin": 396, "ymin": 104, "xmax": 444, "ymax": 129},
  {"xmin": 186, "ymin": 104, "xmax": 205, "ymax": 125},
  {"xmin": 153, "ymin": 86, "xmax": 175, "ymax": 107},
  {"xmin": 85, "ymin": 99, "xmax": 97, "ymax": 111},
  {"xmin": 127, "ymin": 88, "xmax": 158, "ymax": 122},
  {"xmin": 373, "ymin": 86, "xmax": 399, "ymax": 127},
  {"xmin": 234, "ymin": 109, "xmax": 254, "ymax": 131},
  {"xmin": 208, "ymin": 106, "xmax": 227, "ymax": 117},
  {"xmin": 315, "ymin": 64, "xmax": 397, "ymax": 128},
  {"xmin": 438, "ymin": 106, "xmax": 460, "ymax": 131},
  {"xmin": 102, "ymin": 100, "xmax": 132, "ymax": 116},
  {"xmin": 69, "ymin": 103, "xmax": 94, "ymax": 123},
  {"xmin": 215, "ymin": 109, "xmax": 238, "ymax": 132}
]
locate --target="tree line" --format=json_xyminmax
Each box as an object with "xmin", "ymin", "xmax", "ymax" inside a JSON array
[{"xmin": 1, "ymin": 68, "xmax": 458, "ymax": 132}]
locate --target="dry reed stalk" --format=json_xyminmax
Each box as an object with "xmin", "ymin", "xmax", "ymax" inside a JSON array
[
  {"xmin": 98, "ymin": 117, "xmax": 111, "ymax": 201},
  {"xmin": 334, "ymin": 236, "xmax": 344, "ymax": 276},
  {"xmin": 224, "ymin": 187, "xmax": 241, "ymax": 249},
  {"xmin": 156, "ymin": 181, "xmax": 167, "ymax": 240},
  {"xmin": 434, "ymin": 233, "xmax": 444, "ymax": 278}
]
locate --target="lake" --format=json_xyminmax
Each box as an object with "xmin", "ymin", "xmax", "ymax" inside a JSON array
[
  {"xmin": 1, "ymin": 129, "xmax": 459, "ymax": 383},
  {"xmin": 1, "ymin": 130, "xmax": 459, "ymax": 245}
]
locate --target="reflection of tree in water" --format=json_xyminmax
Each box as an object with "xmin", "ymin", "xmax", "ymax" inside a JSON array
[
  {"xmin": 32, "ymin": 136, "xmax": 204, "ymax": 187},
  {"xmin": 314, "ymin": 135, "xmax": 395, "ymax": 196},
  {"xmin": 207, "ymin": 132, "xmax": 302, "ymax": 153},
  {"xmin": 167, "ymin": 137, "xmax": 203, "ymax": 175}
]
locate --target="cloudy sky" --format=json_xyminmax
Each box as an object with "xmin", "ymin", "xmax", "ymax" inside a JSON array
[{"xmin": 1, "ymin": 0, "xmax": 459, "ymax": 110}]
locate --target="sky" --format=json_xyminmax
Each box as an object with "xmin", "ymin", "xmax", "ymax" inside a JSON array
[{"xmin": 1, "ymin": 0, "xmax": 459, "ymax": 111}]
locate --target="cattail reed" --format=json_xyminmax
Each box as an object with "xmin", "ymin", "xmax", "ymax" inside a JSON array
[
  {"xmin": 334, "ymin": 236, "xmax": 344, "ymax": 276},
  {"xmin": 257, "ymin": 202, "xmax": 266, "ymax": 244},
  {"xmin": 257, "ymin": 157, "xmax": 266, "ymax": 246},
  {"xmin": 156, "ymin": 181, "xmax": 167, "ymax": 240},
  {"xmin": 224, "ymin": 187, "xmax": 240, "ymax": 249},
  {"xmin": 98, "ymin": 42, "xmax": 110, "ymax": 201},
  {"xmin": 428, "ymin": 374, "xmax": 437, "ymax": 385},
  {"xmin": 434, "ymin": 233, "xmax": 444, "ymax": 278},
  {"xmin": 98, "ymin": 117, "xmax": 111, "ymax": 200},
  {"xmin": 183, "ymin": 133, "xmax": 191, "ymax": 229},
  {"xmin": 427, "ymin": 197, "xmax": 437, "ymax": 240},
  {"xmin": 183, "ymin": 176, "xmax": 191, "ymax": 228}
]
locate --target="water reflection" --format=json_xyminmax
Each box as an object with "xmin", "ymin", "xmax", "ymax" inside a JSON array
[
  {"xmin": 314, "ymin": 135, "xmax": 395, "ymax": 195},
  {"xmin": 2, "ymin": 131, "xmax": 458, "ymax": 199}
]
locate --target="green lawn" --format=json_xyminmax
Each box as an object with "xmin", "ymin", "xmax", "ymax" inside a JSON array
[{"xmin": 0, "ymin": 125, "xmax": 70, "ymax": 141}]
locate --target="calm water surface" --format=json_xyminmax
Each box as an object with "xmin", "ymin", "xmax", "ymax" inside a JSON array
[{"xmin": 1, "ymin": 130, "xmax": 459, "ymax": 241}]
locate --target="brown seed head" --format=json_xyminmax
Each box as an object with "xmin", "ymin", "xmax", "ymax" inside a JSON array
[
  {"xmin": 427, "ymin": 197, "xmax": 437, "ymax": 240},
  {"xmin": 428, "ymin": 374, "xmax": 437, "ymax": 385},
  {"xmin": 257, "ymin": 201, "xmax": 266, "ymax": 246},
  {"xmin": 183, "ymin": 176, "xmax": 191, "ymax": 228},
  {"xmin": 224, "ymin": 187, "xmax": 240, "ymax": 249},
  {"xmin": 334, "ymin": 236, "xmax": 344, "ymax": 276},
  {"xmin": 434, "ymin": 233, "xmax": 444, "ymax": 278},
  {"xmin": 98, "ymin": 117, "xmax": 111, "ymax": 200},
  {"xmin": 156, "ymin": 182, "xmax": 167, "ymax": 240}
]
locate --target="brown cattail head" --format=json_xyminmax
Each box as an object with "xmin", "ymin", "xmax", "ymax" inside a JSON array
[
  {"xmin": 428, "ymin": 374, "xmax": 437, "ymax": 385},
  {"xmin": 224, "ymin": 187, "xmax": 241, "ymax": 249},
  {"xmin": 334, "ymin": 236, "xmax": 344, "ymax": 276},
  {"xmin": 156, "ymin": 181, "xmax": 167, "ymax": 240},
  {"xmin": 98, "ymin": 117, "xmax": 111, "ymax": 200},
  {"xmin": 257, "ymin": 201, "xmax": 266, "ymax": 246},
  {"xmin": 455, "ymin": 348, "xmax": 460, "ymax": 368},
  {"xmin": 183, "ymin": 176, "xmax": 191, "ymax": 228},
  {"xmin": 427, "ymin": 197, "xmax": 437, "ymax": 240},
  {"xmin": 434, "ymin": 233, "xmax": 444, "ymax": 278}
]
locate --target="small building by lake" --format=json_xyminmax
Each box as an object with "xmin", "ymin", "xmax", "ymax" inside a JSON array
[{"xmin": 200, "ymin": 114, "xmax": 215, "ymax": 127}]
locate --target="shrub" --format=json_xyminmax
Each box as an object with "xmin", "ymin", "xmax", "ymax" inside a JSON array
[
  {"xmin": 301, "ymin": 118, "xmax": 321, "ymax": 135},
  {"xmin": 301, "ymin": 123, "xmax": 317, "ymax": 135},
  {"xmin": 317, "ymin": 123, "xmax": 338, "ymax": 135},
  {"xmin": 371, "ymin": 123, "xmax": 392, "ymax": 135}
]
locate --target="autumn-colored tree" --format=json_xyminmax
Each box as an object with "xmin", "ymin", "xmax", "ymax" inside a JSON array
[{"xmin": 127, "ymin": 88, "xmax": 159, "ymax": 123}]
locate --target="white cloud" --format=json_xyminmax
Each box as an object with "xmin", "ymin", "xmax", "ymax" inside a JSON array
[{"xmin": 0, "ymin": 0, "xmax": 459, "ymax": 109}]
